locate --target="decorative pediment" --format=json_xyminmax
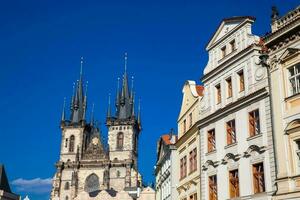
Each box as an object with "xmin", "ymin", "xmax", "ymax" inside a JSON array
[
  {"xmin": 221, "ymin": 153, "xmax": 241, "ymax": 164},
  {"xmin": 243, "ymin": 145, "xmax": 266, "ymax": 157},
  {"xmin": 279, "ymin": 48, "xmax": 300, "ymax": 63},
  {"xmin": 206, "ymin": 16, "xmax": 255, "ymax": 50},
  {"xmin": 285, "ymin": 119, "xmax": 300, "ymax": 135},
  {"xmin": 202, "ymin": 160, "xmax": 219, "ymax": 171}
]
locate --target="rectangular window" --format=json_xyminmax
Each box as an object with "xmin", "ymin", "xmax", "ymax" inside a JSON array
[
  {"xmin": 183, "ymin": 119, "xmax": 186, "ymax": 133},
  {"xmin": 288, "ymin": 64, "xmax": 300, "ymax": 95},
  {"xmin": 209, "ymin": 175, "xmax": 218, "ymax": 200},
  {"xmin": 180, "ymin": 156, "xmax": 187, "ymax": 179},
  {"xmin": 249, "ymin": 109, "xmax": 260, "ymax": 137},
  {"xmin": 216, "ymin": 84, "xmax": 221, "ymax": 104},
  {"xmin": 208, "ymin": 129, "xmax": 216, "ymax": 152},
  {"xmin": 221, "ymin": 46, "xmax": 226, "ymax": 58},
  {"xmin": 230, "ymin": 40, "xmax": 236, "ymax": 52},
  {"xmin": 226, "ymin": 77, "xmax": 233, "ymax": 98},
  {"xmin": 253, "ymin": 163, "xmax": 265, "ymax": 194},
  {"xmin": 189, "ymin": 150, "xmax": 193, "ymax": 173},
  {"xmin": 183, "ymin": 156, "xmax": 187, "ymax": 178},
  {"xmin": 229, "ymin": 169, "xmax": 239, "ymax": 198},
  {"xmin": 226, "ymin": 120, "xmax": 236, "ymax": 145},
  {"xmin": 180, "ymin": 158, "xmax": 183, "ymax": 179},
  {"xmin": 189, "ymin": 148, "xmax": 197, "ymax": 173},
  {"xmin": 189, "ymin": 113, "xmax": 193, "ymax": 128},
  {"xmin": 238, "ymin": 70, "xmax": 245, "ymax": 92}
]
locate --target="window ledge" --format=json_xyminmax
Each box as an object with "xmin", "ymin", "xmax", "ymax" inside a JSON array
[
  {"xmin": 206, "ymin": 150, "xmax": 216, "ymax": 156},
  {"xmin": 218, "ymin": 49, "xmax": 237, "ymax": 63},
  {"xmin": 225, "ymin": 142, "xmax": 237, "ymax": 149},
  {"xmin": 247, "ymin": 133, "xmax": 262, "ymax": 141},
  {"xmin": 285, "ymin": 92, "xmax": 300, "ymax": 101}
]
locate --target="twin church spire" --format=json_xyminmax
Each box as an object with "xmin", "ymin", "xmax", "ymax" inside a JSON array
[{"xmin": 61, "ymin": 54, "xmax": 141, "ymax": 127}]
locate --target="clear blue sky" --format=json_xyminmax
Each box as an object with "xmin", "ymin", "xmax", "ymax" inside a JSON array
[{"xmin": 0, "ymin": 1, "xmax": 298, "ymax": 199}]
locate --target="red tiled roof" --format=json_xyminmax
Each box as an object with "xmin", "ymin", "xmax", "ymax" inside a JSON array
[
  {"xmin": 196, "ymin": 85, "xmax": 204, "ymax": 96},
  {"xmin": 161, "ymin": 134, "xmax": 177, "ymax": 145}
]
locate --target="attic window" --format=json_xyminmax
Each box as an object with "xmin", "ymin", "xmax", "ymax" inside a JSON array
[
  {"xmin": 221, "ymin": 46, "xmax": 226, "ymax": 58},
  {"xmin": 230, "ymin": 40, "xmax": 236, "ymax": 52}
]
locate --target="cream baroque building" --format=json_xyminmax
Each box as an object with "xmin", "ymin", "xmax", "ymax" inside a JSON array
[
  {"xmin": 50, "ymin": 56, "xmax": 155, "ymax": 200},
  {"xmin": 199, "ymin": 17, "xmax": 276, "ymax": 200},
  {"xmin": 155, "ymin": 133, "xmax": 178, "ymax": 200},
  {"xmin": 263, "ymin": 5, "xmax": 300, "ymax": 200},
  {"xmin": 176, "ymin": 81, "xmax": 204, "ymax": 200}
]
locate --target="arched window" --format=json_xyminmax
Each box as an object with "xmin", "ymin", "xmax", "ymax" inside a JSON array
[
  {"xmin": 64, "ymin": 181, "xmax": 70, "ymax": 190},
  {"xmin": 84, "ymin": 173, "xmax": 100, "ymax": 197},
  {"xmin": 117, "ymin": 132, "xmax": 124, "ymax": 149},
  {"xmin": 65, "ymin": 196, "xmax": 69, "ymax": 200},
  {"xmin": 69, "ymin": 135, "xmax": 75, "ymax": 152}
]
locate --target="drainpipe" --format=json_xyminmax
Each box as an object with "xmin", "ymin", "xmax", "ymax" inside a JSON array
[{"xmin": 259, "ymin": 53, "xmax": 278, "ymax": 195}]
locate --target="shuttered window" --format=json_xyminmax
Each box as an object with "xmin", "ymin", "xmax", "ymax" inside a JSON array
[
  {"xmin": 253, "ymin": 163, "xmax": 265, "ymax": 194},
  {"xmin": 229, "ymin": 169, "xmax": 239, "ymax": 198},
  {"xmin": 226, "ymin": 120, "xmax": 236, "ymax": 145}
]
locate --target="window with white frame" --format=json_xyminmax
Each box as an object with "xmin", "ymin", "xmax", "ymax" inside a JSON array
[{"xmin": 288, "ymin": 64, "xmax": 300, "ymax": 96}]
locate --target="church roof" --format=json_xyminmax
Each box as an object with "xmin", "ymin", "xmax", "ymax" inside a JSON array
[{"xmin": 0, "ymin": 164, "xmax": 12, "ymax": 193}]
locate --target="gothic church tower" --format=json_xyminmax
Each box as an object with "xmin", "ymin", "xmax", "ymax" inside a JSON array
[
  {"xmin": 106, "ymin": 53, "xmax": 142, "ymax": 191},
  {"xmin": 50, "ymin": 56, "xmax": 142, "ymax": 200}
]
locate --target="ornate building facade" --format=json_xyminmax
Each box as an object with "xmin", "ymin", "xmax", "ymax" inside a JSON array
[
  {"xmin": 50, "ymin": 56, "xmax": 150, "ymax": 200},
  {"xmin": 263, "ymin": 5, "xmax": 300, "ymax": 200},
  {"xmin": 176, "ymin": 81, "xmax": 203, "ymax": 200},
  {"xmin": 199, "ymin": 16, "xmax": 276, "ymax": 200}
]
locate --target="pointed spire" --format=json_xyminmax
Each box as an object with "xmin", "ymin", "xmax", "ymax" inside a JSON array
[
  {"xmin": 131, "ymin": 92, "xmax": 135, "ymax": 116},
  {"xmin": 80, "ymin": 56, "xmax": 84, "ymax": 78},
  {"xmin": 107, "ymin": 93, "xmax": 111, "ymax": 118},
  {"xmin": 90, "ymin": 103, "xmax": 95, "ymax": 126},
  {"xmin": 124, "ymin": 52, "xmax": 128, "ymax": 74},
  {"xmin": 61, "ymin": 97, "xmax": 66, "ymax": 122},
  {"xmin": 130, "ymin": 76, "xmax": 134, "ymax": 100}
]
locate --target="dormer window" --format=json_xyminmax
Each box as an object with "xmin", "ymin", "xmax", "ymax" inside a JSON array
[
  {"xmin": 230, "ymin": 40, "xmax": 236, "ymax": 52},
  {"xmin": 221, "ymin": 46, "xmax": 226, "ymax": 58}
]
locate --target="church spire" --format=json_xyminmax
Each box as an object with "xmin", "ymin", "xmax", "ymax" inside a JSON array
[
  {"xmin": 90, "ymin": 103, "xmax": 95, "ymax": 126},
  {"xmin": 107, "ymin": 93, "xmax": 111, "ymax": 118},
  {"xmin": 70, "ymin": 57, "xmax": 87, "ymax": 124},
  {"xmin": 61, "ymin": 97, "xmax": 66, "ymax": 122}
]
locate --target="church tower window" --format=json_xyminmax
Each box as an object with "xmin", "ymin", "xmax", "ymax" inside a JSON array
[
  {"xmin": 64, "ymin": 181, "xmax": 70, "ymax": 190},
  {"xmin": 69, "ymin": 135, "xmax": 75, "ymax": 152},
  {"xmin": 117, "ymin": 132, "xmax": 124, "ymax": 149}
]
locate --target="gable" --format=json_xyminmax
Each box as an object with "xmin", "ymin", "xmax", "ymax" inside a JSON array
[
  {"xmin": 178, "ymin": 81, "xmax": 201, "ymax": 122},
  {"xmin": 206, "ymin": 16, "xmax": 255, "ymax": 50}
]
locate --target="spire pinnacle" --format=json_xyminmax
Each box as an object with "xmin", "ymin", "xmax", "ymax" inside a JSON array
[
  {"xmin": 90, "ymin": 103, "xmax": 95, "ymax": 126},
  {"xmin": 61, "ymin": 97, "xmax": 66, "ymax": 121},
  {"xmin": 124, "ymin": 52, "xmax": 128, "ymax": 74},
  {"xmin": 107, "ymin": 93, "xmax": 111, "ymax": 118},
  {"xmin": 80, "ymin": 56, "xmax": 84, "ymax": 77}
]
